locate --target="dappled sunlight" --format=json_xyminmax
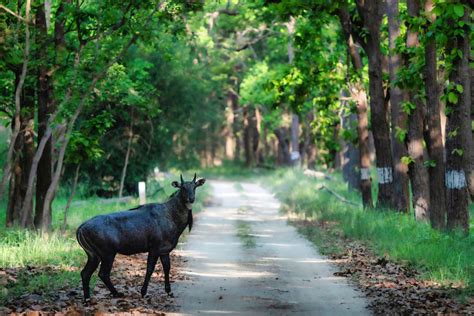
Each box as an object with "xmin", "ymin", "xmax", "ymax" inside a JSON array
[
  {"xmin": 261, "ymin": 257, "xmax": 291, "ymax": 261},
  {"xmin": 197, "ymin": 241, "xmax": 241, "ymax": 246},
  {"xmin": 175, "ymin": 250, "xmax": 208, "ymax": 260},
  {"xmin": 183, "ymin": 270, "xmax": 275, "ymax": 279}
]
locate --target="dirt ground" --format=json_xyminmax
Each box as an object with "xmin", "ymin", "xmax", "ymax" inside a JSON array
[{"xmin": 1, "ymin": 252, "xmax": 184, "ymax": 314}]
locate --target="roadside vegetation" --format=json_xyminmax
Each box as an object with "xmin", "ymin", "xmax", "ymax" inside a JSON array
[
  {"xmin": 0, "ymin": 179, "xmax": 210, "ymax": 305},
  {"xmin": 236, "ymin": 220, "xmax": 257, "ymax": 249},
  {"xmin": 270, "ymin": 169, "xmax": 474, "ymax": 298}
]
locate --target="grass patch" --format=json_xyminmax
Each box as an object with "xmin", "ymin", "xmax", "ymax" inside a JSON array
[
  {"xmin": 291, "ymin": 219, "xmax": 345, "ymax": 257},
  {"xmin": 236, "ymin": 220, "xmax": 256, "ymax": 248},
  {"xmin": 271, "ymin": 169, "xmax": 474, "ymax": 297}
]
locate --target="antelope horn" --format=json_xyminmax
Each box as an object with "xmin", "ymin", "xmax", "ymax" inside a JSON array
[
  {"xmin": 193, "ymin": 173, "xmax": 197, "ymax": 183},
  {"xmin": 180, "ymin": 174, "xmax": 184, "ymax": 184}
]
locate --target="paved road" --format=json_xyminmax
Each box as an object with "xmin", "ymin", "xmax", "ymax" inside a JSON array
[{"xmin": 174, "ymin": 180, "xmax": 369, "ymax": 315}]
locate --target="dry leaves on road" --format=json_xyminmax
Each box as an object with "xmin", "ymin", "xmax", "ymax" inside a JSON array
[{"xmin": 0, "ymin": 252, "xmax": 187, "ymax": 315}]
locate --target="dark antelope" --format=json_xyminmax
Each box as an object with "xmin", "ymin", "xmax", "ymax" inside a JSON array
[{"xmin": 76, "ymin": 174, "xmax": 205, "ymax": 300}]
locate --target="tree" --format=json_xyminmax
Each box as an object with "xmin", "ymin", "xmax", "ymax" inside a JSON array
[
  {"xmin": 443, "ymin": 2, "xmax": 471, "ymax": 234},
  {"xmin": 403, "ymin": 0, "xmax": 430, "ymax": 221},
  {"xmin": 423, "ymin": 0, "xmax": 446, "ymax": 229},
  {"xmin": 386, "ymin": 0, "xmax": 409, "ymax": 212},
  {"xmin": 337, "ymin": 6, "xmax": 373, "ymax": 208},
  {"xmin": 355, "ymin": 0, "xmax": 396, "ymax": 209}
]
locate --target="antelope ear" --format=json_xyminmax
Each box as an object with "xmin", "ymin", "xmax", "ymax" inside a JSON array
[
  {"xmin": 171, "ymin": 181, "xmax": 181, "ymax": 188},
  {"xmin": 196, "ymin": 178, "xmax": 206, "ymax": 187}
]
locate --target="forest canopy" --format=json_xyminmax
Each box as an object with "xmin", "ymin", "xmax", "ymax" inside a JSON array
[{"xmin": 0, "ymin": 0, "xmax": 472, "ymax": 235}]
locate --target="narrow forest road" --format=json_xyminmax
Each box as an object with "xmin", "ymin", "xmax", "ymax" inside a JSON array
[{"xmin": 173, "ymin": 180, "xmax": 369, "ymax": 315}]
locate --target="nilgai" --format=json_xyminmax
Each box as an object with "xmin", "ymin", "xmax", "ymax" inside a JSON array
[{"xmin": 76, "ymin": 174, "xmax": 205, "ymax": 300}]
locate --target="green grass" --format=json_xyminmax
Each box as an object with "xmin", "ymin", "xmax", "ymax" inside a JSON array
[
  {"xmin": 270, "ymin": 169, "xmax": 474, "ymax": 298},
  {"xmin": 0, "ymin": 176, "xmax": 210, "ymax": 304},
  {"xmin": 236, "ymin": 220, "xmax": 256, "ymax": 248}
]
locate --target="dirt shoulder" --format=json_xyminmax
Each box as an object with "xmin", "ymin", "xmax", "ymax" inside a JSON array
[{"xmin": 0, "ymin": 252, "xmax": 183, "ymax": 314}]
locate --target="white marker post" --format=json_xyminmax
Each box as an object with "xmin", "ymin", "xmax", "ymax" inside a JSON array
[{"xmin": 138, "ymin": 181, "xmax": 146, "ymax": 205}]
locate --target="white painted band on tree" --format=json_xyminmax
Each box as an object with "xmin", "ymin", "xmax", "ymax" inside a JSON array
[
  {"xmin": 377, "ymin": 167, "xmax": 393, "ymax": 184},
  {"xmin": 445, "ymin": 170, "xmax": 466, "ymax": 189},
  {"xmin": 290, "ymin": 151, "xmax": 301, "ymax": 161},
  {"xmin": 360, "ymin": 168, "xmax": 371, "ymax": 180}
]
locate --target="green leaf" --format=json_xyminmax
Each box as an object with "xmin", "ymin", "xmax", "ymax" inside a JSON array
[
  {"xmin": 448, "ymin": 128, "xmax": 458, "ymax": 138},
  {"xmin": 395, "ymin": 127, "xmax": 407, "ymax": 143},
  {"xmin": 448, "ymin": 92, "xmax": 458, "ymax": 104},
  {"xmin": 456, "ymin": 84, "xmax": 464, "ymax": 93},
  {"xmin": 453, "ymin": 5, "xmax": 464, "ymax": 18},
  {"xmin": 424, "ymin": 160, "xmax": 436, "ymax": 168},
  {"xmin": 452, "ymin": 148, "xmax": 464, "ymax": 156},
  {"xmin": 401, "ymin": 156, "xmax": 414, "ymax": 166}
]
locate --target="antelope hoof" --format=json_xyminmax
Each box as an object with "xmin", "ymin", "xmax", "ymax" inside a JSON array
[
  {"xmin": 168, "ymin": 292, "xmax": 174, "ymax": 297},
  {"xmin": 141, "ymin": 288, "xmax": 147, "ymax": 297}
]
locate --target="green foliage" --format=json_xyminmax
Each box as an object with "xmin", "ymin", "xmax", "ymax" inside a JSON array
[
  {"xmin": 401, "ymin": 155, "xmax": 414, "ymax": 166},
  {"xmin": 270, "ymin": 169, "xmax": 474, "ymax": 297},
  {"xmin": 395, "ymin": 126, "xmax": 407, "ymax": 143}
]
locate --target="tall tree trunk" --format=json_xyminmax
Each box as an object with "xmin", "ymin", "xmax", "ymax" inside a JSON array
[
  {"xmin": 8, "ymin": 84, "xmax": 35, "ymax": 227},
  {"xmin": 356, "ymin": 0, "xmax": 395, "ymax": 209},
  {"xmin": 386, "ymin": 0, "xmax": 410, "ymax": 212},
  {"xmin": 333, "ymin": 122, "xmax": 342, "ymax": 169},
  {"xmin": 286, "ymin": 16, "xmax": 300, "ymax": 166},
  {"xmin": 290, "ymin": 114, "xmax": 300, "ymax": 165},
  {"xmin": 337, "ymin": 8, "xmax": 373, "ymax": 208},
  {"xmin": 301, "ymin": 111, "xmax": 314, "ymax": 168},
  {"xmin": 20, "ymin": 87, "xmax": 35, "ymax": 227},
  {"xmin": 470, "ymin": 65, "xmax": 474, "ymax": 200},
  {"xmin": 62, "ymin": 163, "xmax": 81, "ymax": 232},
  {"xmin": 224, "ymin": 90, "xmax": 235, "ymax": 160},
  {"xmin": 354, "ymin": 86, "xmax": 374, "ymax": 208},
  {"xmin": 305, "ymin": 112, "xmax": 317, "ymax": 169},
  {"xmin": 274, "ymin": 127, "xmax": 291, "ymax": 166},
  {"xmin": 243, "ymin": 106, "xmax": 253, "ymax": 167},
  {"xmin": 406, "ymin": 0, "xmax": 430, "ymax": 221},
  {"xmin": 423, "ymin": 0, "xmax": 446, "ymax": 229},
  {"xmin": 254, "ymin": 107, "xmax": 262, "ymax": 165},
  {"xmin": 232, "ymin": 93, "xmax": 241, "ymax": 162},
  {"xmin": 445, "ymin": 7, "xmax": 471, "ymax": 234},
  {"xmin": 35, "ymin": 3, "xmax": 54, "ymax": 229},
  {"xmin": 342, "ymin": 111, "xmax": 360, "ymax": 192},
  {"xmin": 119, "ymin": 110, "xmax": 134, "ymax": 198}
]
